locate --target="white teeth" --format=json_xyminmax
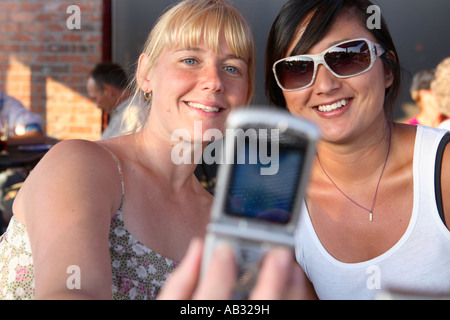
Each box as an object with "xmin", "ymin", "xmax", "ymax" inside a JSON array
[
  {"xmin": 187, "ymin": 102, "xmax": 220, "ymax": 113},
  {"xmin": 318, "ymin": 99, "xmax": 349, "ymax": 112}
]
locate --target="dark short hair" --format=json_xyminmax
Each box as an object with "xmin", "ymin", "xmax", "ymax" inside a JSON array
[
  {"xmin": 265, "ymin": 0, "xmax": 401, "ymax": 121},
  {"xmin": 410, "ymin": 69, "xmax": 435, "ymax": 102},
  {"xmin": 89, "ymin": 62, "xmax": 129, "ymax": 91}
]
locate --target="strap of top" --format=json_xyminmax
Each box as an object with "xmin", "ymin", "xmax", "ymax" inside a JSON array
[
  {"xmin": 434, "ymin": 132, "xmax": 450, "ymax": 227},
  {"xmin": 101, "ymin": 145, "xmax": 125, "ymax": 212}
]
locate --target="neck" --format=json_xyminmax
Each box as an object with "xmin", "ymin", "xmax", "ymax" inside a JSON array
[
  {"xmin": 315, "ymin": 122, "xmax": 392, "ymax": 183},
  {"xmin": 133, "ymin": 125, "xmax": 205, "ymax": 192}
]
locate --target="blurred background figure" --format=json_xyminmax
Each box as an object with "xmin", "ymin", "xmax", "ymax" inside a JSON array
[
  {"xmin": 87, "ymin": 62, "xmax": 145, "ymax": 139},
  {"xmin": 0, "ymin": 90, "xmax": 49, "ymax": 232},
  {"xmin": 431, "ymin": 57, "xmax": 450, "ymax": 131},
  {"xmin": 0, "ymin": 90, "xmax": 46, "ymax": 146},
  {"xmin": 404, "ymin": 69, "xmax": 447, "ymax": 127}
]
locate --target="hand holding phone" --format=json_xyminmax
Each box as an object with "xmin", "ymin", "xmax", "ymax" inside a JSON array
[{"xmin": 201, "ymin": 107, "xmax": 319, "ymax": 299}]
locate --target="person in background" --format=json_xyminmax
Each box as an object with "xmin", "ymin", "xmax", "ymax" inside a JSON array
[
  {"xmin": 404, "ymin": 69, "xmax": 447, "ymax": 127},
  {"xmin": 87, "ymin": 62, "xmax": 145, "ymax": 139},
  {"xmin": 0, "ymin": 91, "xmax": 45, "ymax": 146},
  {"xmin": 431, "ymin": 57, "xmax": 450, "ymax": 131},
  {"xmin": 0, "ymin": 90, "xmax": 47, "ymax": 232},
  {"xmin": 265, "ymin": 0, "xmax": 450, "ymax": 299}
]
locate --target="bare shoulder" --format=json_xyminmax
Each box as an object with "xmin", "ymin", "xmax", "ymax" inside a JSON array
[
  {"xmin": 14, "ymin": 139, "xmax": 124, "ymax": 223},
  {"xmin": 390, "ymin": 122, "xmax": 417, "ymax": 167},
  {"xmin": 39, "ymin": 139, "xmax": 113, "ymax": 166},
  {"xmin": 392, "ymin": 122, "xmax": 417, "ymax": 141}
]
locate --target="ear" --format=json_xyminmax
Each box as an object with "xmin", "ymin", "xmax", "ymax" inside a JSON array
[
  {"xmin": 137, "ymin": 53, "xmax": 152, "ymax": 92},
  {"xmin": 102, "ymin": 83, "xmax": 114, "ymax": 96},
  {"xmin": 383, "ymin": 50, "xmax": 395, "ymax": 89}
]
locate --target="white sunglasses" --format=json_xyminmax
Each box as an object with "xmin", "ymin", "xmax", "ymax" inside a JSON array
[{"xmin": 273, "ymin": 38, "xmax": 385, "ymax": 91}]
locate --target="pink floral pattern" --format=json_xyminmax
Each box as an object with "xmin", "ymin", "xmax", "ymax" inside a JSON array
[
  {"xmin": 0, "ymin": 216, "xmax": 34, "ymax": 299},
  {"xmin": 0, "ymin": 211, "xmax": 178, "ymax": 300},
  {"xmin": 109, "ymin": 211, "xmax": 178, "ymax": 299}
]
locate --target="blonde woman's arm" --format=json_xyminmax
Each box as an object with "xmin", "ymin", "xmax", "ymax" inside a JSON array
[{"xmin": 13, "ymin": 140, "xmax": 124, "ymax": 299}]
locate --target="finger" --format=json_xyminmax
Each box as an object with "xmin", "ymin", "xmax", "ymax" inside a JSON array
[
  {"xmin": 249, "ymin": 248, "xmax": 292, "ymax": 300},
  {"xmin": 193, "ymin": 244, "xmax": 237, "ymax": 300},
  {"xmin": 282, "ymin": 261, "xmax": 314, "ymax": 300},
  {"xmin": 158, "ymin": 238, "xmax": 203, "ymax": 300}
]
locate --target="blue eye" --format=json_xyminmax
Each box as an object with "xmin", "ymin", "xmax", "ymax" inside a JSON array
[
  {"xmin": 225, "ymin": 66, "xmax": 238, "ymax": 73},
  {"xmin": 183, "ymin": 58, "xmax": 196, "ymax": 65}
]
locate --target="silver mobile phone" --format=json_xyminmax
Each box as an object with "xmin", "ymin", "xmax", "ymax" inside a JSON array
[{"xmin": 201, "ymin": 107, "xmax": 320, "ymax": 299}]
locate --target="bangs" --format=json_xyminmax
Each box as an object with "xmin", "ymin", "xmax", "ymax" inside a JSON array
[{"xmin": 164, "ymin": 3, "xmax": 253, "ymax": 63}]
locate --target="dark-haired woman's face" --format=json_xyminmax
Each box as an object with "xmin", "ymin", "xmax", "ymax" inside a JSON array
[{"xmin": 282, "ymin": 11, "xmax": 393, "ymax": 143}]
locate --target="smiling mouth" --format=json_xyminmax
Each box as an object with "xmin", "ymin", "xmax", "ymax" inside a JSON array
[
  {"xmin": 317, "ymin": 99, "xmax": 350, "ymax": 112},
  {"xmin": 186, "ymin": 102, "xmax": 220, "ymax": 113}
]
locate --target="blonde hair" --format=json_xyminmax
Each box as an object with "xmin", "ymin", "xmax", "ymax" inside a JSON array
[
  {"xmin": 431, "ymin": 57, "xmax": 450, "ymax": 117},
  {"xmin": 131, "ymin": 0, "xmax": 255, "ymax": 110}
]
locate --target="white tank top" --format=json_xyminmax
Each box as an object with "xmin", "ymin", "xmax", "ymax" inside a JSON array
[{"xmin": 295, "ymin": 125, "xmax": 450, "ymax": 299}]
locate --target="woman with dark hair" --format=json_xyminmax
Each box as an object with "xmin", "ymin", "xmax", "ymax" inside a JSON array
[{"xmin": 266, "ymin": 0, "xmax": 450, "ymax": 299}]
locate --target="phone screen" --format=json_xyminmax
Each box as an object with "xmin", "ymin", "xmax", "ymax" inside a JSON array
[{"xmin": 225, "ymin": 135, "xmax": 304, "ymax": 224}]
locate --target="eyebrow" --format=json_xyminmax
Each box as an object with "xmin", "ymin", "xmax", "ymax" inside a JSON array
[{"xmin": 175, "ymin": 47, "xmax": 247, "ymax": 62}]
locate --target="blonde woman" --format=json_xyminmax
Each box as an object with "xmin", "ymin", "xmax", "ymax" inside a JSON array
[{"xmin": 0, "ymin": 0, "xmax": 257, "ymax": 300}]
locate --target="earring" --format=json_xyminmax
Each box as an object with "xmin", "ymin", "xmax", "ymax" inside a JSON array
[{"xmin": 144, "ymin": 90, "xmax": 152, "ymax": 101}]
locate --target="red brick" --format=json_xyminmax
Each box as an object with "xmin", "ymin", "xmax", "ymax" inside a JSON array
[
  {"xmin": 10, "ymin": 12, "xmax": 36, "ymax": 23},
  {"xmin": 36, "ymin": 55, "xmax": 59, "ymax": 63},
  {"xmin": 0, "ymin": 3, "xmax": 20, "ymax": 11},
  {"xmin": 21, "ymin": 3, "xmax": 44, "ymax": 11},
  {"xmin": 60, "ymin": 55, "xmax": 83, "ymax": 63},
  {"xmin": 24, "ymin": 45, "xmax": 45, "ymax": 53},
  {"xmin": 71, "ymin": 65, "xmax": 92, "ymax": 74},
  {"xmin": 11, "ymin": 33, "xmax": 33, "ymax": 42},
  {"xmin": 0, "ymin": 23, "xmax": 20, "ymax": 33},
  {"xmin": 35, "ymin": 13, "xmax": 59, "ymax": 23},
  {"xmin": 62, "ymin": 34, "xmax": 83, "ymax": 42},
  {"xmin": 22, "ymin": 23, "xmax": 46, "ymax": 34}
]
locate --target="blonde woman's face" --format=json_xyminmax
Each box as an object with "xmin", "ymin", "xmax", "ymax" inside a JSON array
[{"xmin": 140, "ymin": 32, "xmax": 250, "ymax": 138}]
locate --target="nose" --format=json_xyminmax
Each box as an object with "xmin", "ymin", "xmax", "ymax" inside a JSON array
[
  {"xmin": 313, "ymin": 64, "xmax": 342, "ymax": 94},
  {"xmin": 199, "ymin": 63, "xmax": 224, "ymax": 93}
]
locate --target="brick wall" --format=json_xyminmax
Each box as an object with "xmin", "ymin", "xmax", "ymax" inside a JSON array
[{"xmin": 0, "ymin": 0, "xmax": 103, "ymax": 141}]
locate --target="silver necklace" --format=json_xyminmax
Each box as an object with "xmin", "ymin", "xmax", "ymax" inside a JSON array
[{"xmin": 316, "ymin": 127, "xmax": 391, "ymax": 222}]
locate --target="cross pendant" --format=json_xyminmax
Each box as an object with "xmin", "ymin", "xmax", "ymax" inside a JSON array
[{"xmin": 369, "ymin": 212, "xmax": 373, "ymax": 222}]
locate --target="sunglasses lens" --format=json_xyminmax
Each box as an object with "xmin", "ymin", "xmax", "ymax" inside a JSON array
[
  {"xmin": 325, "ymin": 40, "xmax": 371, "ymax": 76},
  {"xmin": 274, "ymin": 40, "xmax": 375, "ymax": 91},
  {"xmin": 275, "ymin": 58, "xmax": 314, "ymax": 90}
]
